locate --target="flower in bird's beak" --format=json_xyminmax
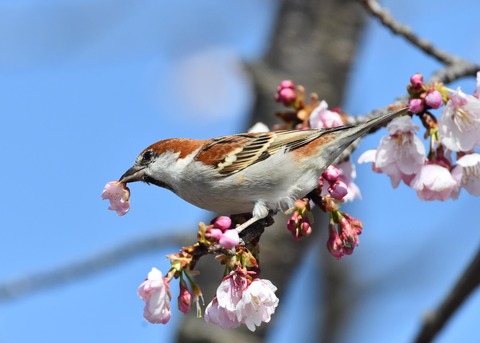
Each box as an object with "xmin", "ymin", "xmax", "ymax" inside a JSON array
[{"xmin": 102, "ymin": 181, "xmax": 130, "ymax": 216}]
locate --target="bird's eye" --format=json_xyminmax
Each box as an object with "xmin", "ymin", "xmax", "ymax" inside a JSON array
[{"xmin": 141, "ymin": 150, "xmax": 155, "ymax": 165}]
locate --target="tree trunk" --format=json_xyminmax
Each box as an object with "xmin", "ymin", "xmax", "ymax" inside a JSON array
[{"xmin": 176, "ymin": 0, "xmax": 365, "ymax": 341}]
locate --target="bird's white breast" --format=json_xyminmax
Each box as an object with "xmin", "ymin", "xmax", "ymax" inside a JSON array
[{"xmin": 176, "ymin": 149, "xmax": 319, "ymax": 215}]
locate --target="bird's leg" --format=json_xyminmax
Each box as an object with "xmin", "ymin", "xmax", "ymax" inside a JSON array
[{"xmin": 235, "ymin": 201, "xmax": 269, "ymax": 234}]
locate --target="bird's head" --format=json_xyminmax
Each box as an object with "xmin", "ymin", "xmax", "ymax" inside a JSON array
[{"xmin": 119, "ymin": 138, "xmax": 203, "ymax": 192}]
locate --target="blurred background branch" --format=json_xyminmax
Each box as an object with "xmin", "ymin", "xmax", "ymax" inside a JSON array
[{"xmin": 0, "ymin": 232, "xmax": 187, "ymax": 302}]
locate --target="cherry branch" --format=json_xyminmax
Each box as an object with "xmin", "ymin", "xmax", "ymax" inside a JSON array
[
  {"xmin": 359, "ymin": 0, "xmax": 465, "ymax": 66},
  {"xmin": 360, "ymin": 0, "xmax": 480, "ymax": 81},
  {"xmin": 413, "ymin": 245, "xmax": 480, "ymax": 343},
  {"xmin": 429, "ymin": 62, "xmax": 480, "ymax": 84},
  {"xmin": 0, "ymin": 232, "xmax": 188, "ymax": 302},
  {"xmin": 341, "ymin": 58, "xmax": 478, "ymax": 160}
]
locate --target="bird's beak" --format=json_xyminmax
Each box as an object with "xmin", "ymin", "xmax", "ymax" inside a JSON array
[{"xmin": 119, "ymin": 165, "xmax": 145, "ymax": 183}]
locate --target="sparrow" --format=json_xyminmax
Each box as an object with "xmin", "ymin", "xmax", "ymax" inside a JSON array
[{"xmin": 119, "ymin": 107, "xmax": 408, "ymax": 232}]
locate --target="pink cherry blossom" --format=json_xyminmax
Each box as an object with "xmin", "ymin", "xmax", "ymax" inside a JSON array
[
  {"xmin": 410, "ymin": 164, "xmax": 457, "ymax": 201},
  {"xmin": 205, "ymin": 297, "xmax": 241, "ymax": 329},
  {"xmin": 451, "ymin": 153, "xmax": 480, "ymax": 197},
  {"xmin": 235, "ymin": 279, "xmax": 279, "ymax": 332},
  {"xmin": 205, "ymin": 270, "xmax": 279, "ymax": 331},
  {"xmin": 216, "ymin": 270, "xmax": 247, "ymax": 316},
  {"xmin": 438, "ymin": 88, "xmax": 480, "ymax": 152},
  {"xmin": 138, "ymin": 268, "xmax": 171, "ymax": 324},
  {"xmin": 359, "ymin": 116, "xmax": 426, "ymax": 188},
  {"xmin": 102, "ymin": 181, "xmax": 130, "ymax": 216},
  {"xmin": 309, "ymin": 100, "xmax": 344, "ymax": 129},
  {"xmin": 205, "ymin": 270, "xmax": 246, "ymax": 328}
]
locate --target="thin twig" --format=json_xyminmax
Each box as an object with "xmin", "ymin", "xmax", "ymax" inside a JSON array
[
  {"xmin": 359, "ymin": 0, "xmax": 465, "ymax": 65},
  {"xmin": 0, "ymin": 232, "xmax": 188, "ymax": 302},
  {"xmin": 413, "ymin": 245, "xmax": 480, "ymax": 343}
]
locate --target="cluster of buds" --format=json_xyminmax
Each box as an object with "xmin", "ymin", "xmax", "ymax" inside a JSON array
[
  {"xmin": 407, "ymin": 73, "xmax": 447, "ymax": 113},
  {"xmin": 204, "ymin": 216, "xmax": 240, "ymax": 249},
  {"xmin": 274, "ymin": 80, "xmax": 297, "ymax": 107},
  {"xmin": 327, "ymin": 212, "xmax": 363, "ymax": 259},
  {"xmin": 287, "ymin": 198, "xmax": 313, "ymax": 240},
  {"xmin": 274, "ymin": 80, "xmax": 329, "ymax": 129},
  {"xmin": 320, "ymin": 166, "xmax": 349, "ymax": 200}
]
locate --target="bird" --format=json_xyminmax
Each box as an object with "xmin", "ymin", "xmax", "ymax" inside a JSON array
[{"xmin": 119, "ymin": 107, "xmax": 408, "ymax": 233}]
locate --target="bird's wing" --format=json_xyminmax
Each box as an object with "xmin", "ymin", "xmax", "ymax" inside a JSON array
[{"xmin": 195, "ymin": 128, "xmax": 344, "ymax": 176}]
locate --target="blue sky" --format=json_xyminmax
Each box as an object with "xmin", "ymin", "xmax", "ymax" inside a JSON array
[{"xmin": 0, "ymin": 1, "xmax": 479, "ymax": 342}]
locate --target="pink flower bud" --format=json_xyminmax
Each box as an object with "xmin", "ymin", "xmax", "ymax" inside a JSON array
[
  {"xmin": 408, "ymin": 98, "xmax": 424, "ymax": 113},
  {"xmin": 328, "ymin": 180, "xmax": 349, "ymax": 200},
  {"xmin": 178, "ymin": 281, "xmax": 192, "ymax": 314},
  {"xmin": 279, "ymin": 80, "xmax": 295, "ymax": 90},
  {"xmin": 205, "ymin": 228, "xmax": 223, "ymax": 241},
  {"xmin": 410, "ymin": 73, "xmax": 424, "ymax": 88},
  {"xmin": 322, "ymin": 165, "xmax": 341, "ymax": 182},
  {"xmin": 218, "ymin": 229, "xmax": 240, "ymax": 249},
  {"xmin": 344, "ymin": 213, "xmax": 363, "ymax": 236},
  {"xmin": 300, "ymin": 221, "xmax": 312, "ymax": 237},
  {"xmin": 287, "ymin": 212, "xmax": 300, "ymax": 232},
  {"xmin": 327, "ymin": 224, "xmax": 344, "ymax": 260},
  {"xmin": 339, "ymin": 215, "xmax": 360, "ymax": 253},
  {"xmin": 278, "ymin": 88, "xmax": 297, "ymax": 106},
  {"xmin": 212, "ymin": 216, "xmax": 232, "ymax": 231},
  {"xmin": 425, "ymin": 89, "xmax": 443, "ymax": 109}
]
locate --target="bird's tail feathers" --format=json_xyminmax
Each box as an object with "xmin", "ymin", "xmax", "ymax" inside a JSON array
[{"xmin": 339, "ymin": 106, "xmax": 409, "ymax": 142}]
